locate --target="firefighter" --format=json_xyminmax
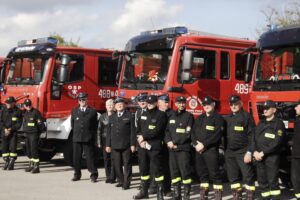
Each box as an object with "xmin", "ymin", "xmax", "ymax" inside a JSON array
[
  {"xmin": 71, "ymin": 92, "xmax": 98, "ymax": 182},
  {"xmin": 292, "ymin": 99, "xmax": 300, "ymax": 199},
  {"xmin": 224, "ymin": 95, "xmax": 256, "ymax": 200},
  {"xmin": 253, "ymin": 100, "xmax": 285, "ymax": 200},
  {"xmin": 106, "ymin": 97, "xmax": 136, "ymax": 190},
  {"xmin": 158, "ymin": 94, "xmax": 174, "ymax": 197},
  {"xmin": 23, "ymin": 98, "xmax": 45, "ymax": 174},
  {"xmin": 133, "ymin": 95, "xmax": 167, "ymax": 200},
  {"xmin": 135, "ymin": 92, "xmax": 148, "ymax": 128},
  {"xmin": 1, "ymin": 96, "xmax": 22, "ymax": 170},
  {"xmin": 165, "ymin": 96, "xmax": 193, "ymax": 200},
  {"xmin": 97, "ymin": 98, "xmax": 116, "ymax": 184},
  {"xmin": 191, "ymin": 96, "xmax": 224, "ymax": 200}
]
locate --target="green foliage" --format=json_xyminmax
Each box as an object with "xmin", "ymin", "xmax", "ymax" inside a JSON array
[{"xmin": 49, "ymin": 33, "xmax": 80, "ymax": 47}]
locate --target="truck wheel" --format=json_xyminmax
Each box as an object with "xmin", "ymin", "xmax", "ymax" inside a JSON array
[
  {"xmin": 62, "ymin": 136, "xmax": 74, "ymax": 167},
  {"xmin": 37, "ymin": 138, "xmax": 57, "ymax": 161},
  {"xmin": 39, "ymin": 149, "xmax": 57, "ymax": 161}
]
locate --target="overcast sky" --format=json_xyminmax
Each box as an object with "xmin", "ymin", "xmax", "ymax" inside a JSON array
[{"xmin": 0, "ymin": 0, "xmax": 296, "ymax": 56}]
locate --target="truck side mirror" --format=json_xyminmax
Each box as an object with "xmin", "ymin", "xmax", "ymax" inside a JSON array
[
  {"xmin": 245, "ymin": 53, "xmax": 255, "ymax": 83},
  {"xmin": 182, "ymin": 49, "xmax": 193, "ymax": 70},
  {"xmin": 181, "ymin": 71, "xmax": 191, "ymax": 82},
  {"xmin": 57, "ymin": 54, "xmax": 70, "ymax": 84}
]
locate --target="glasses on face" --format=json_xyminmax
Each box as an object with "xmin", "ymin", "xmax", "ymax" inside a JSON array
[{"xmin": 78, "ymin": 99, "xmax": 87, "ymax": 102}]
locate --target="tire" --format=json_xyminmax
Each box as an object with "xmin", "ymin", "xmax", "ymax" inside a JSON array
[
  {"xmin": 62, "ymin": 134, "xmax": 74, "ymax": 167},
  {"xmin": 39, "ymin": 149, "xmax": 56, "ymax": 161}
]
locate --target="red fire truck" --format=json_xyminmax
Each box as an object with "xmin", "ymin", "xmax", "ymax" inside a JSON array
[
  {"xmin": 244, "ymin": 24, "xmax": 300, "ymax": 187},
  {"xmin": 115, "ymin": 26, "xmax": 256, "ymax": 115},
  {"xmin": 0, "ymin": 38, "xmax": 118, "ymax": 164}
]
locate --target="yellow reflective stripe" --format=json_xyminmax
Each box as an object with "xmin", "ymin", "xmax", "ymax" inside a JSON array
[
  {"xmin": 12, "ymin": 117, "xmax": 18, "ymax": 121},
  {"xmin": 245, "ymin": 185, "xmax": 255, "ymax": 191},
  {"xmin": 176, "ymin": 128, "xmax": 186, "ymax": 133},
  {"xmin": 30, "ymin": 158, "xmax": 34, "ymax": 161},
  {"xmin": 295, "ymin": 193, "xmax": 300, "ymax": 198},
  {"xmin": 234, "ymin": 126, "xmax": 244, "ymax": 131},
  {"xmin": 9, "ymin": 153, "xmax": 17, "ymax": 157},
  {"xmin": 148, "ymin": 125, "xmax": 156, "ymax": 130},
  {"xmin": 155, "ymin": 176, "xmax": 164, "ymax": 182},
  {"xmin": 32, "ymin": 159, "xmax": 40, "ymax": 163},
  {"xmin": 206, "ymin": 125, "xmax": 215, "ymax": 131},
  {"xmin": 213, "ymin": 184, "xmax": 223, "ymax": 190},
  {"xmin": 141, "ymin": 175, "xmax": 150, "ymax": 180},
  {"xmin": 27, "ymin": 123, "xmax": 35, "ymax": 127},
  {"xmin": 231, "ymin": 183, "xmax": 241, "ymax": 189},
  {"xmin": 170, "ymin": 120, "xmax": 175, "ymax": 124},
  {"xmin": 261, "ymin": 191, "xmax": 271, "ymax": 197},
  {"xmin": 2, "ymin": 153, "xmax": 9, "ymax": 157},
  {"xmin": 182, "ymin": 179, "xmax": 192, "ymax": 184},
  {"xmin": 200, "ymin": 183, "xmax": 209, "ymax": 188},
  {"xmin": 270, "ymin": 190, "xmax": 281, "ymax": 196},
  {"xmin": 265, "ymin": 133, "xmax": 275, "ymax": 139},
  {"xmin": 172, "ymin": 177, "xmax": 181, "ymax": 184}
]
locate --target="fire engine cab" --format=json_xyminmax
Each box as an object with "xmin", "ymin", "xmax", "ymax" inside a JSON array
[
  {"xmin": 0, "ymin": 38, "xmax": 118, "ymax": 164},
  {"xmin": 116, "ymin": 26, "xmax": 256, "ymax": 115}
]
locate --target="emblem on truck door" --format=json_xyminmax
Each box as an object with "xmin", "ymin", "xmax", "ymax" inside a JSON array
[{"xmin": 68, "ymin": 85, "xmax": 82, "ymax": 99}]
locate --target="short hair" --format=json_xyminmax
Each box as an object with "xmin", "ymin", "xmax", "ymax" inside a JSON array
[{"xmin": 106, "ymin": 99, "xmax": 114, "ymax": 106}]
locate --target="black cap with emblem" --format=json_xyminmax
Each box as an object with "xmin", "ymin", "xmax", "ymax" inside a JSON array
[
  {"xmin": 146, "ymin": 95, "xmax": 158, "ymax": 104},
  {"xmin": 23, "ymin": 99, "xmax": 32, "ymax": 107},
  {"xmin": 136, "ymin": 92, "xmax": 148, "ymax": 102},
  {"xmin": 114, "ymin": 97, "xmax": 125, "ymax": 104},
  {"xmin": 175, "ymin": 96, "xmax": 186, "ymax": 103},
  {"xmin": 77, "ymin": 92, "xmax": 88, "ymax": 100},
  {"xmin": 202, "ymin": 96, "xmax": 215, "ymax": 106},
  {"xmin": 229, "ymin": 95, "xmax": 241, "ymax": 104},
  {"xmin": 5, "ymin": 96, "xmax": 16, "ymax": 104},
  {"xmin": 158, "ymin": 94, "xmax": 170, "ymax": 102},
  {"xmin": 263, "ymin": 100, "xmax": 276, "ymax": 109}
]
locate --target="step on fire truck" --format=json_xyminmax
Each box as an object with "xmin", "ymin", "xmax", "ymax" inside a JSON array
[
  {"xmin": 114, "ymin": 26, "xmax": 256, "ymax": 115},
  {"xmin": 0, "ymin": 38, "xmax": 118, "ymax": 165},
  {"xmin": 245, "ymin": 24, "xmax": 300, "ymax": 188}
]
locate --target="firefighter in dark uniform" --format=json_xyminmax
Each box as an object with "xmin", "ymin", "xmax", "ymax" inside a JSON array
[
  {"xmin": 71, "ymin": 92, "xmax": 98, "ymax": 182},
  {"xmin": 135, "ymin": 92, "xmax": 148, "ymax": 128},
  {"xmin": 1, "ymin": 96, "xmax": 22, "ymax": 170},
  {"xmin": 158, "ymin": 94, "xmax": 174, "ymax": 197},
  {"xmin": 134, "ymin": 95, "xmax": 167, "ymax": 200},
  {"xmin": 292, "ymin": 99, "xmax": 300, "ymax": 199},
  {"xmin": 224, "ymin": 95, "xmax": 256, "ymax": 200},
  {"xmin": 165, "ymin": 96, "xmax": 194, "ymax": 200},
  {"xmin": 97, "ymin": 98, "xmax": 116, "ymax": 183},
  {"xmin": 23, "ymin": 98, "xmax": 45, "ymax": 174},
  {"xmin": 106, "ymin": 97, "xmax": 136, "ymax": 190},
  {"xmin": 253, "ymin": 100, "xmax": 285, "ymax": 200},
  {"xmin": 191, "ymin": 96, "xmax": 224, "ymax": 200}
]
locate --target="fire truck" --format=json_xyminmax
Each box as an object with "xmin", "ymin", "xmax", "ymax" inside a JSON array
[
  {"xmin": 244, "ymin": 24, "xmax": 300, "ymax": 187},
  {"xmin": 115, "ymin": 26, "xmax": 256, "ymax": 115},
  {"xmin": 0, "ymin": 38, "xmax": 118, "ymax": 164}
]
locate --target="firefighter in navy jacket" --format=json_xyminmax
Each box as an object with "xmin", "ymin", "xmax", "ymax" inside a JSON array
[
  {"xmin": 71, "ymin": 92, "xmax": 98, "ymax": 182},
  {"xmin": 292, "ymin": 99, "xmax": 300, "ymax": 199}
]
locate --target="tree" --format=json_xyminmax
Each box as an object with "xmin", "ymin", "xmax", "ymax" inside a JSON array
[
  {"xmin": 49, "ymin": 33, "xmax": 80, "ymax": 47},
  {"xmin": 257, "ymin": 1, "xmax": 300, "ymax": 36}
]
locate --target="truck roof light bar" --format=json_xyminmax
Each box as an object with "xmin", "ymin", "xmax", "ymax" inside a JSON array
[{"xmin": 17, "ymin": 37, "xmax": 58, "ymax": 47}]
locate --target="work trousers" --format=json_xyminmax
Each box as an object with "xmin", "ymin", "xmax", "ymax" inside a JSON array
[
  {"xmin": 112, "ymin": 148, "xmax": 132, "ymax": 184},
  {"xmin": 1, "ymin": 132, "xmax": 17, "ymax": 158},
  {"xmin": 169, "ymin": 150, "xmax": 192, "ymax": 185},
  {"xmin": 291, "ymin": 158, "xmax": 300, "ymax": 199},
  {"xmin": 25, "ymin": 133, "xmax": 39, "ymax": 160}
]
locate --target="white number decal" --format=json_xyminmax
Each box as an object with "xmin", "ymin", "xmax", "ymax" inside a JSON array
[
  {"xmin": 234, "ymin": 83, "xmax": 249, "ymax": 94},
  {"xmin": 98, "ymin": 89, "xmax": 117, "ymax": 98}
]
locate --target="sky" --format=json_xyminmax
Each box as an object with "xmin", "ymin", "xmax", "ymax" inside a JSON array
[{"xmin": 0, "ymin": 0, "xmax": 297, "ymax": 56}]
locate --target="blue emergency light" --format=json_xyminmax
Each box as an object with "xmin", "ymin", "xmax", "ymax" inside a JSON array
[
  {"xmin": 17, "ymin": 37, "xmax": 58, "ymax": 47},
  {"xmin": 141, "ymin": 26, "xmax": 188, "ymax": 36}
]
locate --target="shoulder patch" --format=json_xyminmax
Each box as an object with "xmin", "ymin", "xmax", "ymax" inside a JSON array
[{"xmin": 277, "ymin": 129, "xmax": 283, "ymax": 136}]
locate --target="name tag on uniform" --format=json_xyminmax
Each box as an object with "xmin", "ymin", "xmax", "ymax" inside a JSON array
[
  {"xmin": 141, "ymin": 116, "xmax": 147, "ymax": 120},
  {"xmin": 176, "ymin": 128, "xmax": 185, "ymax": 133},
  {"xmin": 27, "ymin": 123, "xmax": 35, "ymax": 127},
  {"xmin": 76, "ymin": 117, "xmax": 79, "ymax": 120},
  {"xmin": 12, "ymin": 117, "xmax": 18, "ymax": 121},
  {"xmin": 265, "ymin": 133, "xmax": 275, "ymax": 139},
  {"xmin": 206, "ymin": 125, "xmax": 215, "ymax": 131},
  {"xmin": 123, "ymin": 118, "xmax": 129, "ymax": 121},
  {"xmin": 170, "ymin": 120, "xmax": 175, "ymax": 124},
  {"xmin": 148, "ymin": 125, "xmax": 156, "ymax": 130},
  {"xmin": 234, "ymin": 126, "xmax": 244, "ymax": 131}
]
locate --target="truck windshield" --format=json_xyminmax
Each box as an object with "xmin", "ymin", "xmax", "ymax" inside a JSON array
[
  {"xmin": 120, "ymin": 50, "xmax": 172, "ymax": 90},
  {"xmin": 6, "ymin": 56, "xmax": 49, "ymax": 85},
  {"xmin": 255, "ymin": 47, "xmax": 300, "ymax": 83}
]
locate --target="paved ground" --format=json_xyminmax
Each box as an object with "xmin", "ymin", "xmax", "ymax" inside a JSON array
[{"xmin": 0, "ymin": 155, "xmax": 297, "ymax": 200}]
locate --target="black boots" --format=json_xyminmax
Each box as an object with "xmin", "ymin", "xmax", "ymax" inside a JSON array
[
  {"xmin": 172, "ymin": 182, "xmax": 181, "ymax": 200},
  {"xmin": 2, "ymin": 157, "xmax": 9, "ymax": 170},
  {"xmin": 182, "ymin": 184, "xmax": 191, "ymax": 200},
  {"xmin": 133, "ymin": 180, "xmax": 149, "ymax": 199},
  {"xmin": 232, "ymin": 189, "xmax": 242, "ymax": 200},
  {"xmin": 7, "ymin": 157, "xmax": 16, "ymax": 170},
  {"xmin": 199, "ymin": 188, "xmax": 208, "ymax": 200},
  {"xmin": 31, "ymin": 162, "xmax": 40, "ymax": 174},
  {"xmin": 25, "ymin": 161, "xmax": 34, "ymax": 172},
  {"xmin": 157, "ymin": 182, "xmax": 164, "ymax": 200}
]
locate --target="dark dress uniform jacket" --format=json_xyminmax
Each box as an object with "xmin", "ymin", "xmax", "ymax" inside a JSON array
[
  {"xmin": 225, "ymin": 110, "xmax": 255, "ymax": 152},
  {"xmin": 136, "ymin": 107, "xmax": 167, "ymax": 150},
  {"xmin": 191, "ymin": 111, "xmax": 224, "ymax": 149},
  {"xmin": 165, "ymin": 110, "xmax": 194, "ymax": 151},
  {"xmin": 293, "ymin": 116, "xmax": 300, "ymax": 158},
  {"xmin": 71, "ymin": 106, "xmax": 98, "ymax": 143},
  {"xmin": 97, "ymin": 112, "xmax": 111, "ymax": 147},
  {"xmin": 23, "ymin": 108, "xmax": 44, "ymax": 134},
  {"xmin": 106, "ymin": 110, "xmax": 136, "ymax": 149},
  {"xmin": 253, "ymin": 117, "xmax": 285, "ymax": 156},
  {"xmin": 0, "ymin": 106, "xmax": 22, "ymax": 132}
]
